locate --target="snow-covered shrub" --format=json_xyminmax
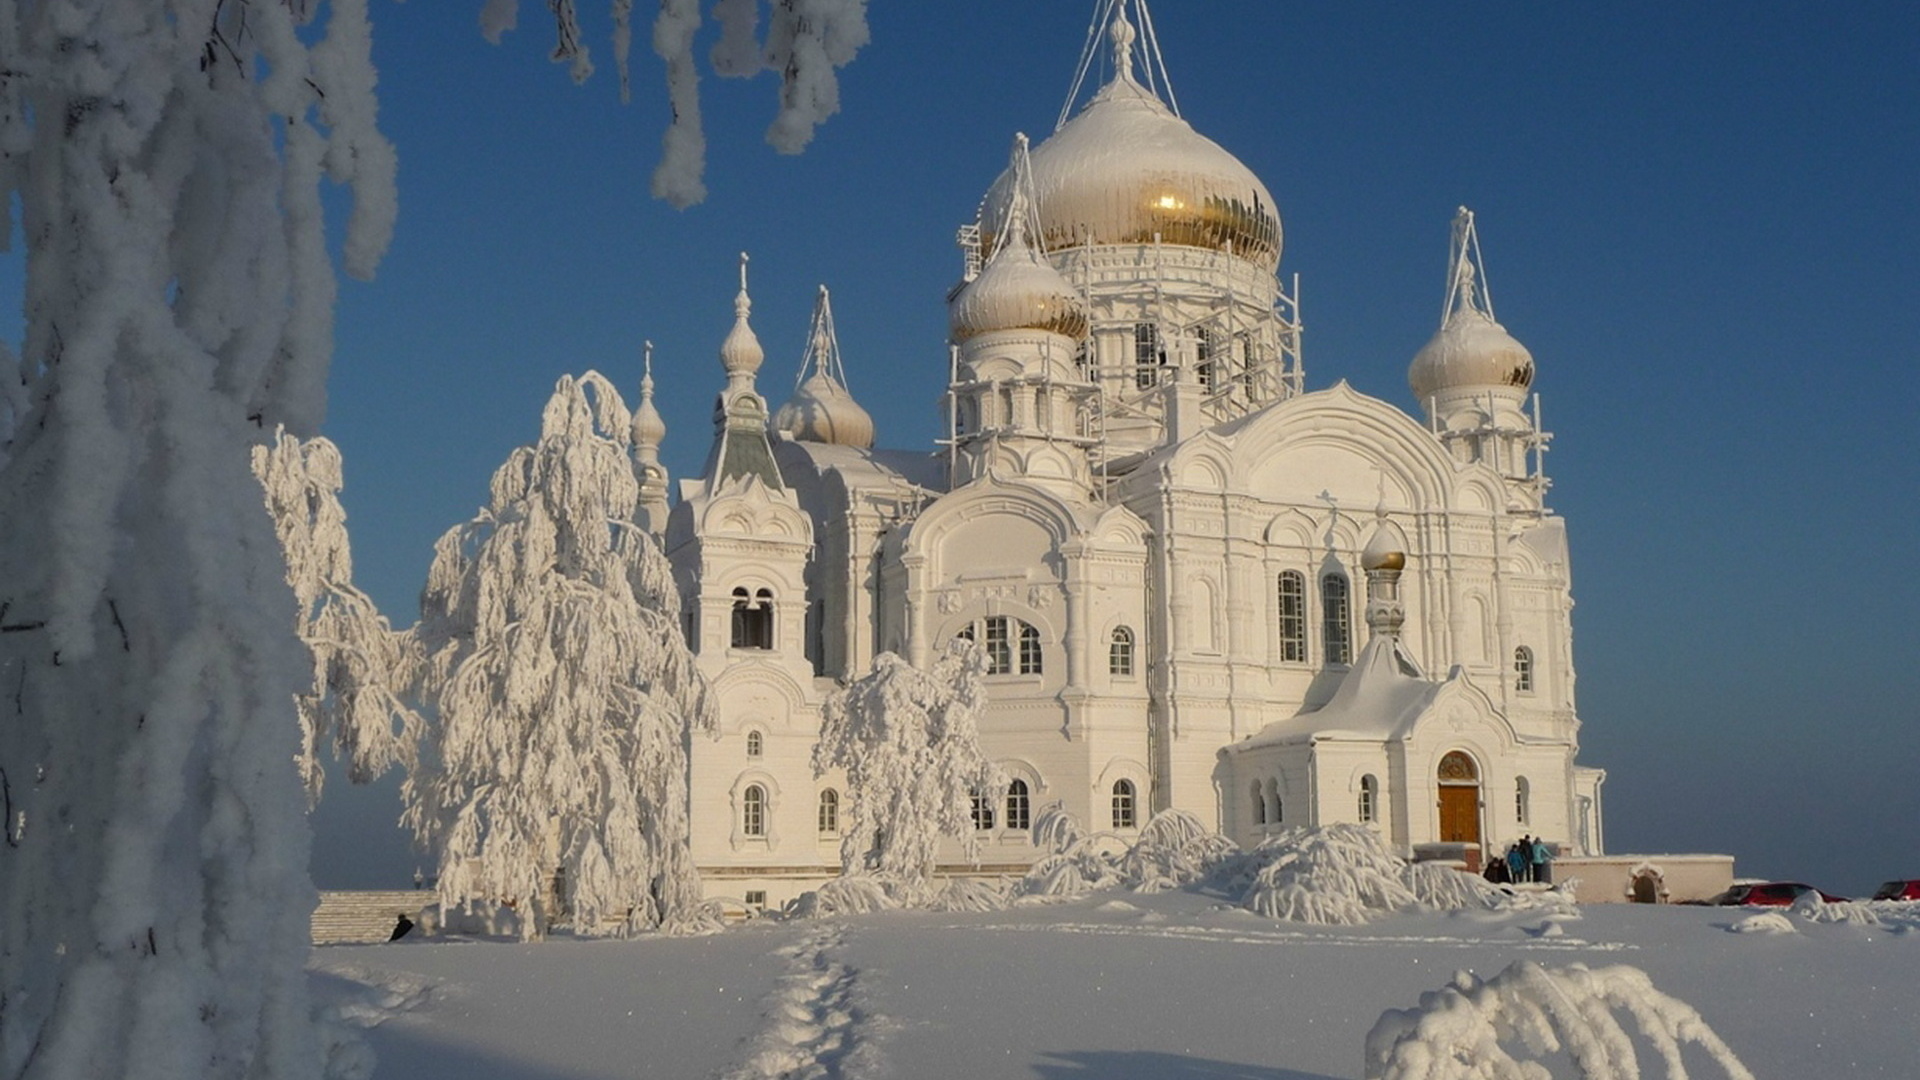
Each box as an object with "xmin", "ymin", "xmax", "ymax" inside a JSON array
[
  {"xmin": 929, "ymin": 877, "xmax": 1014, "ymax": 913},
  {"xmin": 405, "ymin": 372, "xmax": 715, "ymax": 940},
  {"xmin": 1793, "ymin": 896, "xmax": 1880, "ymax": 927},
  {"xmin": 254, "ymin": 429, "xmax": 423, "ymax": 802},
  {"xmin": 813, "ymin": 642, "xmax": 1005, "ymax": 904},
  {"xmin": 1240, "ymin": 825, "xmax": 1421, "ymax": 925},
  {"xmin": 1364, "ymin": 960, "xmax": 1755, "ymax": 1080},
  {"xmin": 1728, "ymin": 912, "xmax": 1797, "ymax": 935},
  {"xmin": 1018, "ymin": 802, "xmax": 1122, "ymax": 898},
  {"xmin": 787, "ymin": 876, "xmax": 898, "ymax": 919},
  {"xmin": 1117, "ymin": 809, "xmax": 1239, "ymax": 892}
]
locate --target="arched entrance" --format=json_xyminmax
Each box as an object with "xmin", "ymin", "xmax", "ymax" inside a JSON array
[{"xmin": 1436, "ymin": 750, "xmax": 1481, "ymax": 847}]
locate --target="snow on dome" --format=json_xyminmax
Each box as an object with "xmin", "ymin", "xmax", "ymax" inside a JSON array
[
  {"xmin": 1408, "ymin": 211, "xmax": 1535, "ymax": 403},
  {"xmin": 976, "ymin": 14, "xmax": 1281, "ymax": 271},
  {"xmin": 951, "ymin": 135, "xmax": 1090, "ymax": 343},
  {"xmin": 1361, "ymin": 524, "xmax": 1405, "ymax": 572},
  {"xmin": 775, "ymin": 286, "xmax": 876, "ymax": 448},
  {"xmin": 632, "ymin": 343, "xmax": 668, "ymax": 448},
  {"xmin": 720, "ymin": 253, "xmax": 765, "ymax": 380},
  {"xmin": 776, "ymin": 371, "xmax": 876, "ymax": 448}
]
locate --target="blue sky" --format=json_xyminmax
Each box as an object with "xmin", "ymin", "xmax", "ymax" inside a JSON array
[{"xmin": 289, "ymin": 2, "xmax": 1920, "ymax": 892}]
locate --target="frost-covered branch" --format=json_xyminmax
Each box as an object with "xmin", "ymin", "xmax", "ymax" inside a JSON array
[
  {"xmin": 481, "ymin": 0, "xmax": 870, "ymax": 206},
  {"xmin": 813, "ymin": 641, "xmax": 1004, "ymax": 903},
  {"xmin": 253, "ymin": 428, "xmax": 423, "ymax": 803},
  {"xmin": 1365, "ymin": 960, "xmax": 1756, "ymax": 1080},
  {"xmin": 404, "ymin": 372, "xmax": 715, "ymax": 940}
]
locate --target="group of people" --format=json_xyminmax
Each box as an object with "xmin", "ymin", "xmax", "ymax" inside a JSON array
[{"xmin": 1484, "ymin": 836, "xmax": 1554, "ymax": 885}]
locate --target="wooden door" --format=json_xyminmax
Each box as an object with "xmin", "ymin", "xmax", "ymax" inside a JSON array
[{"xmin": 1438, "ymin": 785, "xmax": 1480, "ymax": 845}]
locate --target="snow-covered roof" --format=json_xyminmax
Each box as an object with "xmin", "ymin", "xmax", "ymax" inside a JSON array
[
  {"xmin": 774, "ymin": 437, "xmax": 947, "ymax": 496},
  {"xmin": 1225, "ymin": 633, "xmax": 1439, "ymax": 753}
]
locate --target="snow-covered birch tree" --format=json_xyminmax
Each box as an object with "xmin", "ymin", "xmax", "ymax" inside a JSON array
[
  {"xmin": 253, "ymin": 429, "xmax": 423, "ymax": 803},
  {"xmin": 813, "ymin": 642, "xmax": 1005, "ymax": 902},
  {"xmin": 0, "ymin": 1, "xmax": 869, "ymax": 1072},
  {"xmin": 403, "ymin": 372, "xmax": 715, "ymax": 940},
  {"xmin": 0, "ymin": 3, "xmax": 395, "ymax": 1078}
]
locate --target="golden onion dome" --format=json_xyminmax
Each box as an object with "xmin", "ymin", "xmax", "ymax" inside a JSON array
[
  {"xmin": 1361, "ymin": 526, "xmax": 1407, "ymax": 572},
  {"xmin": 1408, "ymin": 307, "xmax": 1535, "ymax": 403},
  {"xmin": 774, "ymin": 371, "xmax": 875, "ymax": 449},
  {"xmin": 949, "ymin": 243, "xmax": 1089, "ymax": 344},
  {"xmin": 978, "ymin": 75, "xmax": 1281, "ymax": 271}
]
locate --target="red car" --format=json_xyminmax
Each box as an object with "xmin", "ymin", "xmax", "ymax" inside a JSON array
[
  {"xmin": 1872, "ymin": 880, "xmax": 1920, "ymax": 901},
  {"xmin": 1713, "ymin": 882, "xmax": 1848, "ymax": 906}
]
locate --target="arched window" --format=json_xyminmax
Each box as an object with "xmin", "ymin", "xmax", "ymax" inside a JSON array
[
  {"xmin": 1250, "ymin": 780, "xmax": 1267, "ymax": 826},
  {"xmin": 970, "ymin": 788, "xmax": 995, "ymax": 831},
  {"xmin": 1267, "ymin": 778, "xmax": 1283, "ymax": 824},
  {"xmin": 1109, "ymin": 626, "xmax": 1135, "ymax": 676},
  {"xmin": 742, "ymin": 784, "xmax": 767, "ymax": 838},
  {"xmin": 1111, "ymin": 779, "xmax": 1138, "ymax": 829},
  {"xmin": 745, "ymin": 730, "xmax": 763, "ymax": 758},
  {"xmin": 1321, "ymin": 573, "xmax": 1352, "ymax": 665},
  {"xmin": 1134, "ymin": 323, "xmax": 1161, "ymax": 389},
  {"xmin": 818, "ymin": 789, "xmax": 839, "ymax": 836},
  {"xmin": 1277, "ymin": 571, "xmax": 1307, "ymax": 663},
  {"xmin": 730, "ymin": 587, "xmax": 774, "ymax": 650},
  {"xmin": 1018, "ymin": 621, "xmax": 1043, "ymax": 675},
  {"xmin": 1005, "ymin": 779, "xmax": 1031, "ymax": 831},
  {"xmin": 1515, "ymin": 777, "xmax": 1530, "ymax": 826},
  {"xmin": 983, "ymin": 616, "xmax": 1012, "ymax": 674},
  {"xmin": 1358, "ymin": 774, "xmax": 1378, "ymax": 824},
  {"xmin": 1514, "ymin": 645, "xmax": 1534, "ymax": 693}
]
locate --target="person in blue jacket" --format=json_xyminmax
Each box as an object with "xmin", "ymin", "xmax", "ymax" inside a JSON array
[
  {"xmin": 1531, "ymin": 836, "xmax": 1553, "ymax": 885},
  {"xmin": 1506, "ymin": 840, "xmax": 1528, "ymax": 884}
]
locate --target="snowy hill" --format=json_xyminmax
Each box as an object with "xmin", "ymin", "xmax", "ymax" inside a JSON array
[{"xmin": 310, "ymin": 889, "xmax": 1920, "ymax": 1079}]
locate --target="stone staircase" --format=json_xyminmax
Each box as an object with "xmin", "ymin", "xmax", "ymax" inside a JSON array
[{"xmin": 312, "ymin": 890, "xmax": 428, "ymax": 945}]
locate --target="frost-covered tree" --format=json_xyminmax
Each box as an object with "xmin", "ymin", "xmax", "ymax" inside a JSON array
[
  {"xmin": 404, "ymin": 372, "xmax": 715, "ymax": 939},
  {"xmin": 1364, "ymin": 960, "xmax": 1755, "ymax": 1080},
  {"xmin": 0, "ymin": 0, "xmax": 867, "ymax": 1071},
  {"xmin": 253, "ymin": 429, "xmax": 423, "ymax": 803},
  {"xmin": 813, "ymin": 642, "xmax": 1005, "ymax": 902},
  {"xmin": 0, "ymin": 3, "xmax": 394, "ymax": 1077}
]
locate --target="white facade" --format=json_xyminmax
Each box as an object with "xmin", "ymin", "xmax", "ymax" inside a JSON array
[{"xmin": 654, "ymin": 4, "xmax": 1605, "ymax": 907}]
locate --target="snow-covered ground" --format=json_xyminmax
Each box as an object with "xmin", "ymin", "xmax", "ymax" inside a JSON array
[{"xmin": 311, "ymin": 888, "xmax": 1920, "ymax": 1079}]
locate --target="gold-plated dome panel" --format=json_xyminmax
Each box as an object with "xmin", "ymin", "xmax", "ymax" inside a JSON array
[{"xmin": 979, "ymin": 80, "xmax": 1281, "ymax": 271}]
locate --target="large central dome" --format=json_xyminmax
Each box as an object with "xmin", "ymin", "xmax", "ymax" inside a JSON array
[{"xmin": 978, "ymin": 17, "xmax": 1281, "ymax": 272}]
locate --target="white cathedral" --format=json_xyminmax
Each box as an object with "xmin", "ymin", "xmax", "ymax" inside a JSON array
[{"xmin": 633, "ymin": 4, "xmax": 1607, "ymax": 908}]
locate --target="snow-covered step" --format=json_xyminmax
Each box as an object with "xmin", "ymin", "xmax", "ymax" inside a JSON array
[{"xmin": 312, "ymin": 890, "xmax": 428, "ymax": 945}]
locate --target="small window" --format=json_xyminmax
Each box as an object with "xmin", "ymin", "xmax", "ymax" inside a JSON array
[
  {"xmin": 1250, "ymin": 781, "xmax": 1267, "ymax": 825},
  {"xmin": 745, "ymin": 730, "xmax": 763, "ymax": 758},
  {"xmin": 1018, "ymin": 621, "xmax": 1043, "ymax": 675},
  {"xmin": 1268, "ymin": 778, "xmax": 1283, "ymax": 824},
  {"xmin": 1277, "ymin": 571, "xmax": 1307, "ymax": 663},
  {"xmin": 730, "ymin": 587, "xmax": 774, "ymax": 650},
  {"xmin": 1109, "ymin": 626, "xmax": 1135, "ymax": 676},
  {"xmin": 744, "ymin": 889, "xmax": 767, "ymax": 914},
  {"xmin": 1358, "ymin": 774, "xmax": 1378, "ymax": 824},
  {"xmin": 818, "ymin": 789, "xmax": 840, "ymax": 836},
  {"xmin": 742, "ymin": 784, "xmax": 767, "ymax": 838},
  {"xmin": 971, "ymin": 788, "xmax": 995, "ymax": 831},
  {"xmin": 984, "ymin": 616, "xmax": 1012, "ymax": 675},
  {"xmin": 1133, "ymin": 323, "xmax": 1161, "ymax": 389},
  {"xmin": 1515, "ymin": 777, "xmax": 1530, "ymax": 826},
  {"xmin": 1111, "ymin": 779, "xmax": 1137, "ymax": 829},
  {"xmin": 1514, "ymin": 646, "xmax": 1534, "ymax": 693},
  {"xmin": 1005, "ymin": 779, "xmax": 1031, "ymax": 831},
  {"xmin": 1322, "ymin": 573, "xmax": 1352, "ymax": 666},
  {"xmin": 1195, "ymin": 327, "xmax": 1223, "ymax": 391}
]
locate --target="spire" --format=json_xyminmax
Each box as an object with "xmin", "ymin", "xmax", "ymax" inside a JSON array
[
  {"xmin": 720, "ymin": 251, "xmax": 765, "ymax": 388},
  {"xmin": 631, "ymin": 340, "xmax": 667, "ymax": 462},
  {"xmin": 774, "ymin": 286, "xmax": 876, "ymax": 448},
  {"xmin": 1056, "ymin": 0, "xmax": 1181, "ymax": 129},
  {"xmin": 1441, "ymin": 206, "xmax": 1496, "ymax": 328}
]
